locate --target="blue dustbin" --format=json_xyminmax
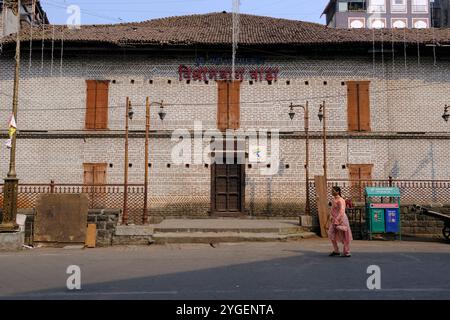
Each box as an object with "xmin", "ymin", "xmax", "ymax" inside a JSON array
[{"xmin": 385, "ymin": 208, "xmax": 400, "ymax": 233}]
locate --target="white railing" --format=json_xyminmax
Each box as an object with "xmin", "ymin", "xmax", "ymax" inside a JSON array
[
  {"xmin": 391, "ymin": 4, "xmax": 407, "ymax": 13},
  {"xmin": 412, "ymin": 5, "xmax": 428, "ymax": 13},
  {"xmin": 368, "ymin": 5, "xmax": 386, "ymax": 13}
]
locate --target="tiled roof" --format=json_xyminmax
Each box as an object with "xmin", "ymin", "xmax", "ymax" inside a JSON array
[{"xmin": 3, "ymin": 12, "xmax": 450, "ymax": 47}]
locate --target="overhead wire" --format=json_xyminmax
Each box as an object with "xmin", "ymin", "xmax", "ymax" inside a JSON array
[{"xmin": 0, "ymin": 81, "xmax": 446, "ymax": 112}]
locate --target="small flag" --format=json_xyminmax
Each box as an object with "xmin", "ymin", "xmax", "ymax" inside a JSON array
[{"xmin": 5, "ymin": 114, "xmax": 17, "ymax": 149}]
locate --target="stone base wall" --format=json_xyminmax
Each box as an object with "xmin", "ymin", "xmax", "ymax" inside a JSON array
[{"xmin": 3, "ymin": 209, "xmax": 120, "ymax": 247}]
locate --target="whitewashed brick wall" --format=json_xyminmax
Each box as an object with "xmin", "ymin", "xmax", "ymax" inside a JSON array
[{"xmin": 0, "ymin": 51, "xmax": 449, "ymax": 217}]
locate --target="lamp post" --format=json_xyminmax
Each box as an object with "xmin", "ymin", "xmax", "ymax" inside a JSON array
[
  {"xmin": 122, "ymin": 97, "xmax": 133, "ymax": 225},
  {"xmin": 443, "ymin": 105, "xmax": 450, "ymax": 123},
  {"xmin": 318, "ymin": 101, "xmax": 328, "ymax": 182},
  {"xmin": 142, "ymin": 99, "xmax": 165, "ymax": 225},
  {"xmin": 288, "ymin": 101, "xmax": 310, "ymax": 221},
  {"xmin": 1, "ymin": 0, "xmax": 21, "ymax": 232}
]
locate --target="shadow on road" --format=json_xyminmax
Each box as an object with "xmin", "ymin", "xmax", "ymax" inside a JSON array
[{"xmin": 3, "ymin": 246, "xmax": 450, "ymax": 300}]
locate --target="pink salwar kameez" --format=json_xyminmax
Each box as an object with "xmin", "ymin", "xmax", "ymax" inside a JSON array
[{"xmin": 328, "ymin": 196, "xmax": 353, "ymax": 255}]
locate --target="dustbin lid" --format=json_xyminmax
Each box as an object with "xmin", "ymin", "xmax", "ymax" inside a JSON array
[{"xmin": 365, "ymin": 187, "xmax": 400, "ymax": 197}]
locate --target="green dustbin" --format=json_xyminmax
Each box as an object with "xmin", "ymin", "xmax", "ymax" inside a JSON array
[{"xmin": 369, "ymin": 208, "xmax": 385, "ymax": 233}]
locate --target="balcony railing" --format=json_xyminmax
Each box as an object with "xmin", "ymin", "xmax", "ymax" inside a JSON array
[
  {"xmin": 368, "ymin": 5, "xmax": 386, "ymax": 13},
  {"xmin": 391, "ymin": 4, "xmax": 407, "ymax": 13},
  {"xmin": 412, "ymin": 5, "xmax": 428, "ymax": 13}
]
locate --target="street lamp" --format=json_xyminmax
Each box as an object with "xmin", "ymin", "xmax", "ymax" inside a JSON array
[
  {"xmin": 443, "ymin": 105, "xmax": 450, "ymax": 123},
  {"xmin": 288, "ymin": 102, "xmax": 311, "ymax": 221},
  {"xmin": 318, "ymin": 101, "xmax": 328, "ymax": 182},
  {"xmin": 142, "ymin": 99, "xmax": 165, "ymax": 224},
  {"xmin": 1, "ymin": 0, "xmax": 21, "ymax": 232}
]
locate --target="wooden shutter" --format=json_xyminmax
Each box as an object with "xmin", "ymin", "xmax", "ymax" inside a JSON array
[
  {"xmin": 83, "ymin": 163, "xmax": 107, "ymax": 185},
  {"xmin": 347, "ymin": 81, "xmax": 359, "ymax": 132},
  {"xmin": 217, "ymin": 81, "xmax": 229, "ymax": 131},
  {"xmin": 347, "ymin": 81, "xmax": 371, "ymax": 132},
  {"xmin": 85, "ymin": 80, "xmax": 109, "ymax": 130},
  {"xmin": 84, "ymin": 164, "xmax": 94, "ymax": 185},
  {"xmin": 85, "ymin": 81, "xmax": 97, "ymax": 129},
  {"xmin": 359, "ymin": 164, "xmax": 373, "ymax": 181},
  {"xmin": 95, "ymin": 81, "xmax": 109, "ymax": 130},
  {"xmin": 94, "ymin": 164, "xmax": 107, "ymax": 185},
  {"xmin": 229, "ymin": 80, "xmax": 241, "ymax": 129},
  {"xmin": 358, "ymin": 82, "xmax": 371, "ymax": 132},
  {"xmin": 348, "ymin": 164, "xmax": 373, "ymax": 202}
]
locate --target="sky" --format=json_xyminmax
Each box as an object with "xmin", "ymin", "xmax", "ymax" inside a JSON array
[{"xmin": 39, "ymin": 0, "xmax": 330, "ymax": 25}]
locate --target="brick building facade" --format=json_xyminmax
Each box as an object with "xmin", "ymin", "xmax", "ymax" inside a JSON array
[{"xmin": 0, "ymin": 13, "xmax": 449, "ymax": 220}]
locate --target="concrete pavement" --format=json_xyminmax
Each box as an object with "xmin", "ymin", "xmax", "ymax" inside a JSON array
[{"xmin": 0, "ymin": 238, "xmax": 449, "ymax": 300}]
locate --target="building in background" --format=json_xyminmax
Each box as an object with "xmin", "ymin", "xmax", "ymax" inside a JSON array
[
  {"xmin": 0, "ymin": 0, "xmax": 48, "ymax": 37},
  {"xmin": 431, "ymin": 0, "xmax": 450, "ymax": 27},
  {"xmin": 323, "ymin": 0, "xmax": 431, "ymax": 28}
]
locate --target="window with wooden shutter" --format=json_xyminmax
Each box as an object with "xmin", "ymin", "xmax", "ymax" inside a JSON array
[
  {"xmin": 347, "ymin": 81, "xmax": 371, "ymax": 132},
  {"xmin": 348, "ymin": 164, "xmax": 373, "ymax": 202},
  {"xmin": 83, "ymin": 163, "xmax": 107, "ymax": 208},
  {"xmin": 83, "ymin": 163, "xmax": 107, "ymax": 185},
  {"xmin": 85, "ymin": 80, "xmax": 109, "ymax": 130},
  {"xmin": 217, "ymin": 80, "xmax": 241, "ymax": 130}
]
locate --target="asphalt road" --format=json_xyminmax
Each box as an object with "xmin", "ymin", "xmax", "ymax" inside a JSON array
[{"xmin": 0, "ymin": 238, "xmax": 449, "ymax": 300}]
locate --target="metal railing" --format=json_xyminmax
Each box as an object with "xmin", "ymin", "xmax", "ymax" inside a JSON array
[
  {"xmin": 0, "ymin": 181, "xmax": 145, "ymax": 225},
  {"xmin": 308, "ymin": 178, "xmax": 450, "ymax": 216}
]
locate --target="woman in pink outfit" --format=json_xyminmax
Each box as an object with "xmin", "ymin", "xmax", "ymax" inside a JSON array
[{"xmin": 328, "ymin": 186, "xmax": 353, "ymax": 257}]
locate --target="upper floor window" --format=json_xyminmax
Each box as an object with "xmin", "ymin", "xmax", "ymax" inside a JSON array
[
  {"xmin": 85, "ymin": 80, "xmax": 109, "ymax": 130},
  {"xmin": 339, "ymin": 1, "xmax": 367, "ymax": 12},
  {"xmin": 369, "ymin": 18, "xmax": 386, "ymax": 28},
  {"xmin": 412, "ymin": 0, "xmax": 428, "ymax": 13},
  {"xmin": 349, "ymin": 17, "xmax": 365, "ymax": 28},
  {"xmin": 217, "ymin": 80, "xmax": 241, "ymax": 130},
  {"xmin": 368, "ymin": 0, "xmax": 386, "ymax": 13},
  {"xmin": 392, "ymin": 18, "xmax": 408, "ymax": 28},
  {"xmin": 391, "ymin": 0, "xmax": 407, "ymax": 13},
  {"xmin": 413, "ymin": 18, "xmax": 429, "ymax": 28},
  {"xmin": 347, "ymin": 81, "xmax": 371, "ymax": 132}
]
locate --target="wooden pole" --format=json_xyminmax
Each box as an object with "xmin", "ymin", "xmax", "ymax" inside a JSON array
[
  {"xmin": 322, "ymin": 101, "xmax": 328, "ymax": 182},
  {"xmin": 122, "ymin": 97, "xmax": 130, "ymax": 225},
  {"xmin": 143, "ymin": 97, "xmax": 150, "ymax": 224}
]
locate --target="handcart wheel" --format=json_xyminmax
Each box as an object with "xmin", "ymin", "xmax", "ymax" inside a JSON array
[{"xmin": 443, "ymin": 225, "xmax": 450, "ymax": 241}]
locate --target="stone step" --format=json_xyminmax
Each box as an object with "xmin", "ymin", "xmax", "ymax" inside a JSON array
[
  {"xmin": 153, "ymin": 227, "xmax": 308, "ymax": 234},
  {"xmin": 151, "ymin": 232, "xmax": 317, "ymax": 244}
]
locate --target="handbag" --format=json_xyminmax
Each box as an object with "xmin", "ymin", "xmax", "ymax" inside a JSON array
[{"xmin": 336, "ymin": 224, "xmax": 348, "ymax": 232}]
